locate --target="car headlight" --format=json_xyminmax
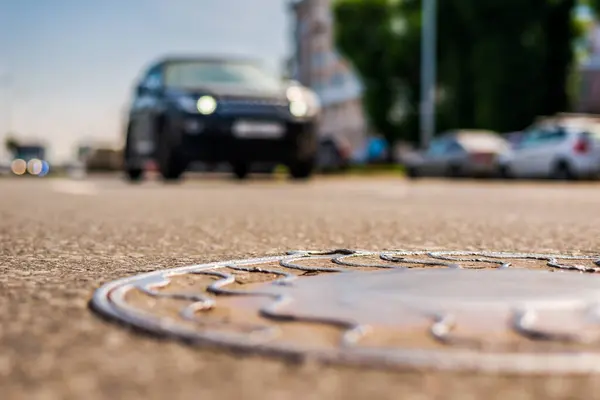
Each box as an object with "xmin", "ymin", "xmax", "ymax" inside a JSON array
[
  {"xmin": 196, "ymin": 95, "xmax": 217, "ymax": 115},
  {"xmin": 175, "ymin": 95, "xmax": 217, "ymax": 115},
  {"xmin": 286, "ymin": 86, "xmax": 320, "ymax": 118}
]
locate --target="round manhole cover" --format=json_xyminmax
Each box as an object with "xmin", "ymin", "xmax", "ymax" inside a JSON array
[{"xmin": 91, "ymin": 249, "xmax": 600, "ymax": 373}]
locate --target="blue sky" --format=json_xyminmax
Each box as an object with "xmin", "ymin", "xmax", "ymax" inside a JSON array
[{"xmin": 0, "ymin": 0, "xmax": 292, "ymax": 161}]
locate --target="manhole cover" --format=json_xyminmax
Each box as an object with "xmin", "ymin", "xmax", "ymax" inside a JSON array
[{"xmin": 91, "ymin": 249, "xmax": 600, "ymax": 373}]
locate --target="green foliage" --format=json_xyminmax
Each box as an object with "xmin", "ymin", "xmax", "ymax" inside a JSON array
[
  {"xmin": 589, "ymin": 0, "xmax": 600, "ymax": 13},
  {"xmin": 333, "ymin": 0, "xmax": 581, "ymax": 144},
  {"xmin": 333, "ymin": 0, "xmax": 421, "ymax": 147}
]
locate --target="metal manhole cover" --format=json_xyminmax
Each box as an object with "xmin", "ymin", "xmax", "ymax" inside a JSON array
[{"xmin": 91, "ymin": 249, "xmax": 600, "ymax": 373}]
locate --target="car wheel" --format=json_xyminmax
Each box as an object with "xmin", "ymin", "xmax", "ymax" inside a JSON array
[
  {"xmin": 551, "ymin": 161, "xmax": 575, "ymax": 181},
  {"xmin": 446, "ymin": 164, "xmax": 462, "ymax": 179},
  {"xmin": 157, "ymin": 120, "xmax": 187, "ymax": 182},
  {"xmin": 232, "ymin": 162, "xmax": 250, "ymax": 180},
  {"xmin": 498, "ymin": 164, "xmax": 513, "ymax": 180},
  {"xmin": 124, "ymin": 126, "xmax": 145, "ymax": 183},
  {"xmin": 126, "ymin": 167, "xmax": 144, "ymax": 182},
  {"xmin": 318, "ymin": 141, "xmax": 343, "ymax": 172},
  {"xmin": 406, "ymin": 166, "xmax": 420, "ymax": 179},
  {"xmin": 288, "ymin": 159, "xmax": 315, "ymax": 180}
]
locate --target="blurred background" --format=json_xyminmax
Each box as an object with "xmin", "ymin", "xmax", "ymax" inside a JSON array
[{"xmin": 2, "ymin": 0, "xmax": 600, "ymax": 179}]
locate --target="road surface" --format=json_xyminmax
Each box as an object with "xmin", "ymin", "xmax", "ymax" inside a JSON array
[{"xmin": 1, "ymin": 175, "xmax": 600, "ymax": 399}]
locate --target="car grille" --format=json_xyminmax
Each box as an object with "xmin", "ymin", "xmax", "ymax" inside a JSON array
[{"xmin": 217, "ymin": 97, "xmax": 288, "ymax": 117}]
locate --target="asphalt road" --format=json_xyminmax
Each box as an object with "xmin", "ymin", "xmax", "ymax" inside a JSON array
[{"xmin": 2, "ymin": 174, "xmax": 600, "ymax": 400}]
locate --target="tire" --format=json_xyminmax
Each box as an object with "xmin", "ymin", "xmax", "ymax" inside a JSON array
[
  {"xmin": 446, "ymin": 164, "xmax": 462, "ymax": 179},
  {"xmin": 232, "ymin": 162, "xmax": 250, "ymax": 180},
  {"xmin": 406, "ymin": 166, "xmax": 420, "ymax": 179},
  {"xmin": 551, "ymin": 161, "xmax": 575, "ymax": 181},
  {"xmin": 289, "ymin": 131, "xmax": 317, "ymax": 180},
  {"xmin": 126, "ymin": 168, "xmax": 144, "ymax": 182},
  {"xmin": 156, "ymin": 120, "xmax": 187, "ymax": 182},
  {"xmin": 498, "ymin": 164, "xmax": 513, "ymax": 180},
  {"xmin": 288, "ymin": 159, "xmax": 315, "ymax": 180},
  {"xmin": 124, "ymin": 126, "xmax": 145, "ymax": 183},
  {"xmin": 318, "ymin": 142, "xmax": 343, "ymax": 172}
]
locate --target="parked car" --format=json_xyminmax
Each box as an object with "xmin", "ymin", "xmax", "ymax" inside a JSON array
[
  {"xmin": 404, "ymin": 130, "xmax": 510, "ymax": 179},
  {"xmin": 497, "ymin": 118, "xmax": 600, "ymax": 180},
  {"xmin": 317, "ymin": 136, "xmax": 351, "ymax": 172},
  {"xmin": 123, "ymin": 55, "xmax": 321, "ymax": 182},
  {"xmin": 86, "ymin": 147, "xmax": 123, "ymax": 172}
]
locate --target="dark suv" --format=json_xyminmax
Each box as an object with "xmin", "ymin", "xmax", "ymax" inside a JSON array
[{"xmin": 123, "ymin": 56, "xmax": 321, "ymax": 181}]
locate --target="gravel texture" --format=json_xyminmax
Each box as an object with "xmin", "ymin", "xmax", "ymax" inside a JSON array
[{"xmin": 1, "ymin": 175, "xmax": 600, "ymax": 399}]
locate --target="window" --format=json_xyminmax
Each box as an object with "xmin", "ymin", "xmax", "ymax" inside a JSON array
[
  {"xmin": 144, "ymin": 70, "xmax": 162, "ymax": 89},
  {"xmin": 426, "ymin": 139, "xmax": 449, "ymax": 156},
  {"xmin": 519, "ymin": 127, "xmax": 566, "ymax": 148},
  {"xmin": 543, "ymin": 129, "xmax": 567, "ymax": 142},
  {"xmin": 139, "ymin": 66, "xmax": 162, "ymax": 90},
  {"xmin": 163, "ymin": 60, "xmax": 282, "ymax": 91},
  {"xmin": 446, "ymin": 141, "xmax": 464, "ymax": 154}
]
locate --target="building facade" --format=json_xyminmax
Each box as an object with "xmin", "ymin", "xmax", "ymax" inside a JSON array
[{"xmin": 290, "ymin": 0, "xmax": 367, "ymax": 154}]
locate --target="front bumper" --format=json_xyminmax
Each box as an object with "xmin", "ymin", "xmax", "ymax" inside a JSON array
[{"xmin": 171, "ymin": 113, "xmax": 317, "ymax": 163}]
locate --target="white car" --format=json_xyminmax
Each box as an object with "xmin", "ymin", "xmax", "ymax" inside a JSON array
[
  {"xmin": 404, "ymin": 130, "xmax": 510, "ymax": 178},
  {"xmin": 498, "ymin": 121, "xmax": 600, "ymax": 180}
]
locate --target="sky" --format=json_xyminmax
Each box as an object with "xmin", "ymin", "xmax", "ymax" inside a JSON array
[{"xmin": 0, "ymin": 0, "xmax": 292, "ymax": 162}]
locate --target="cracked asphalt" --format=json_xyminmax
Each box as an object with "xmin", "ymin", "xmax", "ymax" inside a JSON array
[{"xmin": 1, "ymin": 175, "xmax": 600, "ymax": 400}]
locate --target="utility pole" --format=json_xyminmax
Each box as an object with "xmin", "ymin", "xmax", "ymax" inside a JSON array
[
  {"xmin": 420, "ymin": 0, "xmax": 437, "ymax": 149},
  {"xmin": 0, "ymin": 72, "xmax": 12, "ymax": 158},
  {"xmin": 6, "ymin": 75, "xmax": 13, "ymax": 136}
]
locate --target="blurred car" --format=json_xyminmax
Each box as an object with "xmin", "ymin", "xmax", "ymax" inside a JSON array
[
  {"xmin": 317, "ymin": 136, "xmax": 351, "ymax": 172},
  {"xmin": 497, "ymin": 118, "xmax": 600, "ymax": 180},
  {"xmin": 13, "ymin": 144, "xmax": 46, "ymax": 162},
  {"xmin": 504, "ymin": 131, "xmax": 525, "ymax": 147},
  {"xmin": 86, "ymin": 147, "xmax": 123, "ymax": 171},
  {"xmin": 123, "ymin": 55, "xmax": 321, "ymax": 182},
  {"xmin": 404, "ymin": 130, "xmax": 510, "ymax": 178}
]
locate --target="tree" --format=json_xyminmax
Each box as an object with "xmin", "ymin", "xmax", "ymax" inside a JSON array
[
  {"xmin": 333, "ymin": 0, "xmax": 421, "ymax": 153},
  {"xmin": 334, "ymin": 0, "xmax": 581, "ymax": 144}
]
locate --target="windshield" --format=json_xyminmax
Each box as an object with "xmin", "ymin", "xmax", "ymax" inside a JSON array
[{"xmin": 164, "ymin": 60, "xmax": 283, "ymax": 91}]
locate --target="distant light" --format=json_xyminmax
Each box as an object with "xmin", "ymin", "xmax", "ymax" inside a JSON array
[
  {"xmin": 39, "ymin": 161, "xmax": 50, "ymax": 177},
  {"xmin": 27, "ymin": 159, "xmax": 43, "ymax": 176},
  {"xmin": 197, "ymin": 96, "xmax": 217, "ymax": 115},
  {"xmin": 11, "ymin": 159, "xmax": 27, "ymax": 175}
]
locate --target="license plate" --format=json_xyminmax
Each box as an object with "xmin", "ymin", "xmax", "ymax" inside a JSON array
[{"xmin": 232, "ymin": 121, "xmax": 284, "ymax": 138}]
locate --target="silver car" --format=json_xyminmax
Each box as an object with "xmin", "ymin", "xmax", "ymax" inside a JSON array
[
  {"xmin": 497, "ymin": 118, "xmax": 600, "ymax": 180},
  {"xmin": 404, "ymin": 130, "xmax": 510, "ymax": 178}
]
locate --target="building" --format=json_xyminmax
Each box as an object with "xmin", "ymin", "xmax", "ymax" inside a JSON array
[{"xmin": 289, "ymin": 0, "xmax": 367, "ymax": 154}]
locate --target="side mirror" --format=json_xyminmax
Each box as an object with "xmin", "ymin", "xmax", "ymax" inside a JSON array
[
  {"xmin": 136, "ymin": 84, "xmax": 150, "ymax": 96},
  {"xmin": 136, "ymin": 77, "xmax": 161, "ymax": 96}
]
